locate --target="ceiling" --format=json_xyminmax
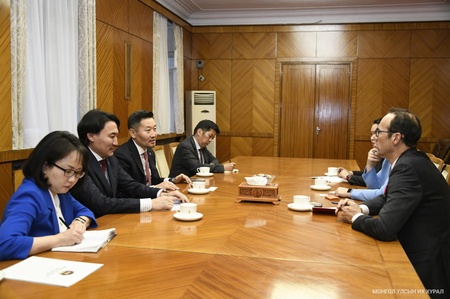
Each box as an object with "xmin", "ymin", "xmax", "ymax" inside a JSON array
[{"xmin": 155, "ymin": 0, "xmax": 450, "ymax": 26}]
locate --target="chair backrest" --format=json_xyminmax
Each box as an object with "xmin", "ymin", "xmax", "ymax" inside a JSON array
[
  {"xmin": 431, "ymin": 138, "xmax": 450, "ymax": 160},
  {"xmin": 427, "ymin": 153, "xmax": 444, "ymax": 171},
  {"xmin": 153, "ymin": 145, "xmax": 170, "ymax": 178},
  {"xmin": 168, "ymin": 142, "xmax": 180, "ymax": 168}
]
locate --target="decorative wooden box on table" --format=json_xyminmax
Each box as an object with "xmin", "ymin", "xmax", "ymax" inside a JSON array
[{"xmin": 236, "ymin": 182, "xmax": 280, "ymax": 204}]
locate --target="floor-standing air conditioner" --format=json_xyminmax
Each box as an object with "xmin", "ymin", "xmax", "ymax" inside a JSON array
[{"xmin": 185, "ymin": 90, "xmax": 216, "ymax": 156}]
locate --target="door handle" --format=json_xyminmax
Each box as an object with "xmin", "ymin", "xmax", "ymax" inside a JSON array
[{"xmin": 316, "ymin": 127, "xmax": 321, "ymax": 135}]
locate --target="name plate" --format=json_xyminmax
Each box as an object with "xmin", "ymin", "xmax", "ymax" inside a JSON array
[{"xmin": 236, "ymin": 182, "xmax": 280, "ymax": 204}]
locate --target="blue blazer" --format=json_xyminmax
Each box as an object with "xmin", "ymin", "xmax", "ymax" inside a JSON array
[{"xmin": 0, "ymin": 178, "xmax": 97, "ymax": 260}]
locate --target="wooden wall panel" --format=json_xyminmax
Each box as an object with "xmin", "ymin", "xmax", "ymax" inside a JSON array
[
  {"xmin": 0, "ymin": 0, "xmax": 11, "ymax": 151},
  {"xmin": 354, "ymin": 141, "xmax": 373, "ymax": 170},
  {"xmin": 253, "ymin": 137, "xmax": 274, "ymax": 157},
  {"xmin": 216, "ymin": 136, "xmax": 230, "ymax": 163},
  {"xmin": 192, "ymin": 60, "xmax": 232, "ymax": 132},
  {"xmin": 129, "ymin": 34, "xmax": 153, "ymax": 113},
  {"xmin": 231, "ymin": 60, "xmax": 275, "ymax": 134},
  {"xmin": 96, "ymin": 21, "xmax": 116, "ymax": 113},
  {"xmin": 411, "ymin": 29, "xmax": 450, "ymax": 57},
  {"xmin": 358, "ymin": 31, "xmax": 411, "ymax": 58},
  {"xmin": 410, "ymin": 58, "xmax": 450, "ymax": 138},
  {"xmin": 128, "ymin": 0, "xmax": 153, "ymax": 42},
  {"xmin": 355, "ymin": 59, "xmax": 410, "ymax": 136},
  {"xmin": 231, "ymin": 137, "xmax": 253, "ymax": 158},
  {"xmin": 232, "ymin": 33, "xmax": 276, "ymax": 59},
  {"xmin": 0, "ymin": 163, "xmax": 12, "ymax": 218},
  {"xmin": 192, "ymin": 33, "xmax": 232, "ymax": 59},
  {"xmin": 96, "ymin": 0, "xmax": 129, "ymax": 32},
  {"xmin": 317, "ymin": 31, "xmax": 357, "ymax": 57},
  {"xmin": 277, "ymin": 32, "xmax": 316, "ymax": 58}
]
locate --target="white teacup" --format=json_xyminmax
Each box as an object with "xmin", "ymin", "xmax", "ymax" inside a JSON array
[
  {"xmin": 192, "ymin": 181, "xmax": 206, "ymax": 190},
  {"xmin": 197, "ymin": 167, "xmax": 210, "ymax": 174},
  {"xmin": 314, "ymin": 178, "xmax": 328, "ymax": 186},
  {"xmin": 293, "ymin": 195, "xmax": 310, "ymax": 207},
  {"xmin": 328, "ymin": 167, "xmax": 338, "ymax": 176},
  {"xmin": 178, "ymin": 203, "xmax": 197, "ymax": 215}
]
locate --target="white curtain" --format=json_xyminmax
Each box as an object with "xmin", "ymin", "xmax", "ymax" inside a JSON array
[
  {"xmin": 153, "ymin": 12, "xmax": 170, "ymax": 134},
  {"xmin": 11, "ymin": 0, "xmax": 96, "ymax": 149},
  {"xmin": 173, "ymin": 24, "xmax": 184, "ymax": 134},
  {"xmin": 153, "ymin": 12, "xmax": 184, "ymax": 134}
]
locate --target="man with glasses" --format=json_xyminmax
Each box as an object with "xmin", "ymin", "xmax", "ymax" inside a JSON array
[
  {"xmin": 169, "ymin": 119, "xmax": 235, "ymax": 177},
  {"xmin": 336, "ymin": 108, "xmax": 450, "ymax": 295}
]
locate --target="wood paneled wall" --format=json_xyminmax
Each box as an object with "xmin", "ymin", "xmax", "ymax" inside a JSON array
[
  {"xmin": 0, "ymin": 0, "xmax": 449, "ymax": 215},
  {"xmin": 189, "ymin": 23, "xmax": 450, "ymax": 169}
]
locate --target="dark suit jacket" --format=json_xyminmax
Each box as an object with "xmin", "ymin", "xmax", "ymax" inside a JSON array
[
  {"xmin": 71, "ymin": 150, "xmax": 161, "ymax": 218},
  {"xmin": 169, "ymin": 136, "xmax": 223, "ymax": 177},
  {"xmin": 114, "ymin": 138, "xmax": 164, "ymax": 185},
  {"xmin": 352, "ymin": 148, "xmax": 450, "ymax": 293}
]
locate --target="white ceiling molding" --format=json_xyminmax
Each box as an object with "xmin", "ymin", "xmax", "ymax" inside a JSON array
[{"xmin": 155, "ymin": 0, "xmax": 450, "ymax": 26}]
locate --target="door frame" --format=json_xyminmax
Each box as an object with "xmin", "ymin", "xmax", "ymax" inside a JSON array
[{"xmin": 276, "ymin": 59, "xmax": 356, "ymax": 159}]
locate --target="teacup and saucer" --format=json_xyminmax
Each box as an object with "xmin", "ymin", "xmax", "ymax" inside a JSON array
[
  {"xmin": 310, "ymin": 178, "xmax": 331, "ymax": 191},
  {"xmin": 174, "ymin": 203, "xmax": 203, "ymax": 221},
  {"xmin": 288, "ymin": 195, "xmax": 313, "ymax": 212}
]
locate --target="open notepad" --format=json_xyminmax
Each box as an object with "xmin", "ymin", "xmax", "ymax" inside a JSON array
[{"xmin": 52, "ymin": 228, "xmax": 116, "ymax": 253}]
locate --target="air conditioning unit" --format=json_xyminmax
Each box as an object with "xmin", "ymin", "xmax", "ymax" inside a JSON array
[{"xmin": 185, "ymin": 90, "xmax": 216, "ymax": 155}]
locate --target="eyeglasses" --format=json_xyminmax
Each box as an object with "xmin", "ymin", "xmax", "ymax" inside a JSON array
[
  {"xmin": 374, "ymin": 128, "xmax": 396, "ymax": 137},
  {"xmin": 52, "ymin": 163, "xmax": 85, "ymax": 179}
]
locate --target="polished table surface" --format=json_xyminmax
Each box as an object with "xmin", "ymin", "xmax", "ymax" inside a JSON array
[{"xmin": 0, "ymin": 156, "xmax": 426, "ymax": 298}]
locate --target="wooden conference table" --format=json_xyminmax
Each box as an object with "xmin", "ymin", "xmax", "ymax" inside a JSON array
[{"xmin": 0, "ymin": 156, "xmax": 426, "ymax": 298}]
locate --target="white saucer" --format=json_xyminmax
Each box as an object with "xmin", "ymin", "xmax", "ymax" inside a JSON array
[
  {"xmin": 0, "ymin": 270, "xmax": 3, "ymax": 281},
  {"xmin": 324, "ymin": 172, "xmax": 338, "ymax": 176},
  {"xmin": 173, "ymin": 212, "xmax": 203, "ymax": 221},
  {"xmin": 188, "ymin": 188, "xmax": 210, "ymax": 194},
  {"xmin": 196, "ymin": 172, "xmax": 214, "ymax": 177},
  {"xmin": 310, "ymin": 185, "xmax": 332, "ymax": 191},
  {"xmin": 288, "ymin": 203, "xmax": 313, "ymax": 212}
]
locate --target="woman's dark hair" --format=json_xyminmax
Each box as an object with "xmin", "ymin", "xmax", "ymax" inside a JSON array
[
  {"xmin": 77, "ymin": 109, "xmax": 120, "ymax": 146},
  {"xmin": 22, "ymin": 131, "xmax": 89, "ymax": 190},
  {"xmin": 387, "ymin": 108, "xmax": 422, "ymax": 148}
]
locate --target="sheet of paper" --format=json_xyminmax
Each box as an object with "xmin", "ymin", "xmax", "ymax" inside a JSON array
[
  {"xmin": 51, "ymin": 228, "xmax": 116, "ymax": 253},
  {"xmin": 3, "ymin": 256, "xmax": 103, "ymax": 287}
]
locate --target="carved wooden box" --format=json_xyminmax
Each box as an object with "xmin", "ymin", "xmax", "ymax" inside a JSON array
[{"xmin": 236, "ymin": 182, "xmax": 280, "ymax": 204}]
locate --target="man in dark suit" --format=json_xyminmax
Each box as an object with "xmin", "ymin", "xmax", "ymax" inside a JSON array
[
  {"xmin": 115, "ymin": 110, "xmax": 191, "ymax": 188},
  {"xmin": 336, "ymin": 108, "xmax": 450, "ymax": 296},
  {"xmin": 70, "ymin": 109, "xmax": 188, "ymax": 218},
  {"xmin": 169, "ymin": 119, "xmax": 235, "ymax": 177}
]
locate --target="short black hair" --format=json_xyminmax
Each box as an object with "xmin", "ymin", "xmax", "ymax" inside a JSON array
[
  {"xmin": 373, "ymin": 118, "xmax": 382, "ymax": 125},
  {"xmin": 194, "ymin": 119, "xmax": 220, "ymax": 135},
  {"xmin": 22, "ymin": 131, "xmax": 89, "ymax": 190},
  {"xmin": 77, "ymin": 109, "xmax": 120, "ymax": 146},
  {"xmin": 127, "ymin": 110, "xmax": 154, "ymax": 130},
  {"xmin": 387, "ymin": 108, "xmax": 422, "ymax": 148}
]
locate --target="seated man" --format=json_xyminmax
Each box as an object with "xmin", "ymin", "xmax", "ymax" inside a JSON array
[
  {"xmin": 336, "ymin": 108, "xmax": 450, "ymax": 294},
  {"xmin": 115, "ymin": 110, "xmax": 191, "ymax": 188},
  {"xmin": 70, "ymin": 109, "xmax": 188, "ymax": 218},
  {"xmin": 169, "ymin": 119, "xmax": 235, "ymax": 177}
]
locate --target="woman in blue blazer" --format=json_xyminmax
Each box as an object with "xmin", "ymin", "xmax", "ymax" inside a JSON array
[{"xmin": 0, "ymin": 131, "xmax": 97, "ymax": 260}]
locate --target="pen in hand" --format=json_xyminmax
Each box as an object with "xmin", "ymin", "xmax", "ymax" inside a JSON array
[{"xmin": 59, "ymin": 217, "xmax": 70, "ymax": 230}]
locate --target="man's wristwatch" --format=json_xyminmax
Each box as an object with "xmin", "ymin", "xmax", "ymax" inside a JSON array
[
  {"xmin": 347, "ymin": 188, "xmax": 353, "ymax": 194},
  {"xmin": 345, "ymin": 173, "xmax": 353, "ymax": 181}
]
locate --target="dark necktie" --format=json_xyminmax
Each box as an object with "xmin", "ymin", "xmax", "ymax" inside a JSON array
[
  {"xmin": 99, "ymin": 159, "xmax": 107, "ymax": 175},
  {"xmin": 143, "ymin": 151, "xmax": 151, "ymax": 185},
  {"xmin": 199, "ymin": 149, "xmax": 204, "ymax": 164}
]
